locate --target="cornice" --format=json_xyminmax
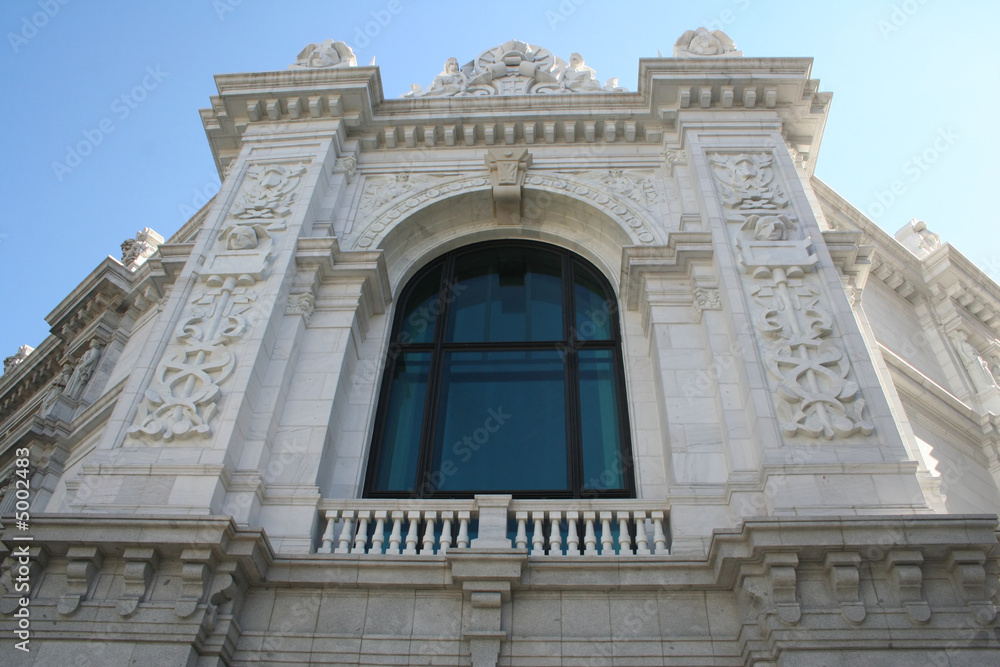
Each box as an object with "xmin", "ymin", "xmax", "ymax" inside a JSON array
[{"xmin": 201, "ymin": 57, "xmax": 831, "ymax": 176}]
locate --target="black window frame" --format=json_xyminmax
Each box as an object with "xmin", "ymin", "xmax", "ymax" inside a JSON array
[{"xmin": 363, "ymin": 240, "xmax": 635, "ymax": 499}]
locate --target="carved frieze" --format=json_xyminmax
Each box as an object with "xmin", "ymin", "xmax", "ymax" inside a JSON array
[
  {"xmin": 127, "ymin": 161, "xmax": 306, "ymax": 444},
  {"xmin": 710, "ymin": 151, "xmax": 872, "ymax": 440}
]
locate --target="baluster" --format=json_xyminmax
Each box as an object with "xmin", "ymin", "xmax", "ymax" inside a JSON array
[
  {"xmin": 515, "ymin": 511, "xmax": 529, "ymax": 549},
  {"xmin": 387, "ymin": 511, "xmax": 404, "ymax": 555},
  {"xmin": 652, "ymin": 510, "xmax": 668, "ymax": 555},
  {"xmin": 548, "ymin": 511, "xmax": 563, "ymax": 556},
  {"xmin": 320, "ymin": 511, "xmax": 337, "ymax": 553},
  {"xmin": 633, "ymin": 511, "xmax": 650, "ymax": 555},
  {"xmin": 369, "ymin": 510, "xmax": 387, "ymax": 555},
  {"xmin": 335, "ymin": 510, "xmax": 355, "ymax": 554},
  {"xmin": 617, "ymin": 511, "xmax": 633, "ymax": 556},
  {"xmin": 600, "ymin": 511, "xmax": 614, "ymax": 555},
  {"xmin": 404, "ymin": 510, "xmax": 421, "ymax": 555},
  {"xmin": 421, "ymin": 511, "xmax": 437, "ymax": 554},
  {"xmin": 353, "ymin": 510, "xmax": 371, "ymax": 554},
  {"xmin": 531, "ymin": 511, "xmax": 546, "ymax": 556},
  {"xmin": 565, "ymin": 511, "xmax": 581, "ymax": 556},
  {"xmin": 439, "ymin": 511, "xmax": 454, "ymax": 553},
  {"xmin": 456, "ymin": 511, "xmax": 471, "ymax": 549},
  {"xmin": 583, "ymin": 511, "xmax": 598, "ymax": 556}
]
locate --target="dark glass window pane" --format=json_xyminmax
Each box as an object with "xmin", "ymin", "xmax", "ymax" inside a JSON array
[
  {"xmin": 447, "ymin": 248, "xmax": 563, "ymax": 342},
  {"xmin": 397, "ymin": 265, "xmax": 443, "ymax": 345},
  {"xmin": 431, "ymin": 350, "xmax": 568, "ymax": 492},
  {"xmin": 574, "ymin": 262, "xmax": 614, "ymax": 341},
  {"xmin": 579, "ymin": 349, "xmax": 625, "ymax": 491},
  {"xmin": 372, "ymin": 353, "xmax": 431, "ymax": 492}
]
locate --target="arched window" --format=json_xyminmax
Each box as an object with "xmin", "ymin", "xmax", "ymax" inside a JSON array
[{"xmin": 364, "ymin": 241, "xmax": 634, "ymax": 498}]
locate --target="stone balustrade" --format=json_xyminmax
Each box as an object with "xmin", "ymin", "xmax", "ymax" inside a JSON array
[{"xmin": 317, "ymin": 496, "xmax": 670, "ymax": 556}]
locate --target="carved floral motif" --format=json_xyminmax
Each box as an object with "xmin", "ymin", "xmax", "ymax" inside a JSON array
[
  {"xmin": 710, "ymin": 151, "xmax": 872, "ymax": 439},
  {"xmin": 576, "ymin": 169, "xmax": 659, "ymax": 209},
  {"xmin": 128, "ymin": 276, "xmax": 255, "ymax": 442}
]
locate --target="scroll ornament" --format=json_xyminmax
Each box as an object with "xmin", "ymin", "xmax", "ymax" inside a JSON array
[{"xmin": 710, "ymin": 152, "xmax": 873, "ymax": 439}]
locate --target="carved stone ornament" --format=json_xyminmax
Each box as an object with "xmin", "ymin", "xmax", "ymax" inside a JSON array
[
  {"xmin": 3, "ymin": 345, "xmax": 33, "ymax": 374},
  {"xmin": 64, "ymin": 339, "xmax": 102, "ymax": 401},
  {"xmin": 673, "ymin": 28, "xmax": 742, "ymax": 58},
  {"xmin": 288, "ymin": 39, "xmax": 357, "ymax": 69},
  {"xmin": 951, "ymin": 330, "xmax": 999, "ymax": 394},
  {"xmin": 710, "ymin": 154, "xmax": 789, "ymax": 211},
  {"xmin": 357, "ymin": 173, "xmax": 448, "ymax": 221},
  {"xmin": 128, "ymin": 276, "xmax": 256, "ymax": 443},
  {"xmin": 120, "ymin": 227, "xmax": 164, "ymax": 270},
  {"xmin": 485, "ymin": 148, "xmax": 532, "ymax": 225},
  {"xmin": 38, "ymin": 363, "xmax": 73, "ymax": 417},
  {"xmin": 353, "ymin": 172, "xmax": 661, "ymax": 250},
  {"xmin": 333, "ymin": 155, "xmax": 357, "ymax": 183},
  {"xmin": 895, "ymin": 218, "xmax": 941, "ymax": 259},
  {"xmin": 692, "ymin": 288, "xmax": 721, "ymax": 320},
  {"xmin": 406, "ymin": 40, "xmax": 627, "ymax": 97},
  {"xmin": 230, "ymin": 163, "xmax": 307, "ymax": 220},
  {"xmin": 575, "ymin": 169, "xmax": 659, "ymax": 209},
  {"xmin": 709, "ymin": 151, "xmax": 873, "ymax": 440},
  {"xmin": 285, "ymin": 292, "xmax": 315, "ymax": 324}
]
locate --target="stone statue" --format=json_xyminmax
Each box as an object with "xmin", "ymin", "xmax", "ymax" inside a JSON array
[
  {"xmin": 556, "ymin": 53, "xmax": 602, "ymax": 92},
  {"xmin": 422, "ymin": 57, "xmax": 472, "ymax": 96},
  {"xmin": 673, "ymin": 28, "xmax": 741, "ymax": 58},
  {"xmin": 3, "ymin": 345, "xmax": 33, "ymax": 374},
  {"xmin": 289, "ymin": 40, "xmax": 357, "ymax": 69},
  {"xmin": 40, "ymin": 363, "xmax": 73, "ymax": 416},
  {"xmin": 65, "ymin": 339, "xmax": 102, "ymax": 401},
  {"xmin": 952, "ymin": 331, "xmax": 998, "ymax": 393}
]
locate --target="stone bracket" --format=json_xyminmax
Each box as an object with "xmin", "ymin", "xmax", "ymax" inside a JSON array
[
  {"xmin": 57, "ymin": 546, "xmax": 103, "ymax": 616},
  {"xmin": 485, "ymin": 148, "xmax": 531, "ymax": 225},
  {"xmin": 947, "ymin": 549, "xmax": 997, "ymax": 625},
  {"xmin": 175, "ymin": 548, "xmax": 215, "ymax": 618},
  {"xmin": 824, "ymin": 552, "xmax": 865, "ymax": 624},
  {"xmin": 887, "ymin": 550, "xmax": 931, "ymax": 623},
  {"xmin": 117, "ymin": 547, "xmax": 160, "ymax": 617},
  {"xmin": 765, "ymin": 552, "xmax": 801, "ymax": 625}
]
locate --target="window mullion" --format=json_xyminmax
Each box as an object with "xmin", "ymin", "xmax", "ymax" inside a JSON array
[
  {"xmin": 564, "ymin": 252, "xmax": 583, "ymax": 498},
  {"xmin": 412, "ymin": 255, "xmax": 454, "ymax": 498}
]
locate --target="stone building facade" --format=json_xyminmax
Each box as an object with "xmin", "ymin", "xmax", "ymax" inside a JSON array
[{"xmin": 2, "ymin": 32, "xmax": 1000, "ymax": 666}]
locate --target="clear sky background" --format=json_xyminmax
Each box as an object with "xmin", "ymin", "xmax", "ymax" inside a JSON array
[{"xmin": 1, "ymin": 0, "xmax": 998, "ymax": 360}]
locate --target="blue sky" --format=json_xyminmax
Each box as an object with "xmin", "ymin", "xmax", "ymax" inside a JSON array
[{"xmin": 2, "ymin": 0, "xmax": 998, "ymax": 359}]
